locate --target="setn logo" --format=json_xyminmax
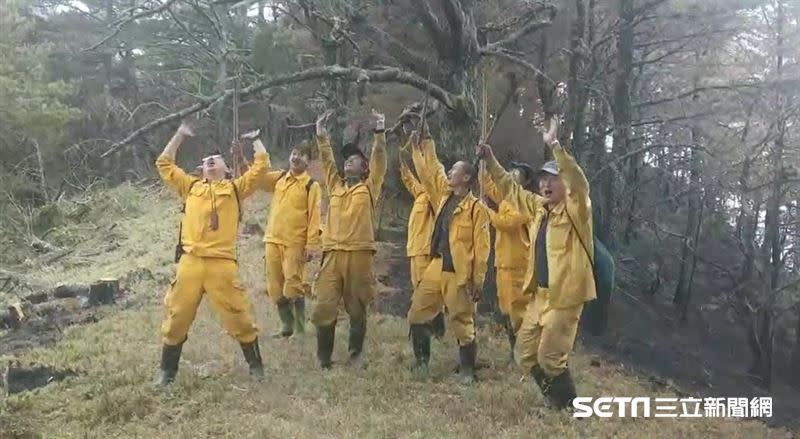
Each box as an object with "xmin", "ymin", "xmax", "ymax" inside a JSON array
[{"xmin": 573, "ymin": 397, "xmax": 652, "ymax": 418}]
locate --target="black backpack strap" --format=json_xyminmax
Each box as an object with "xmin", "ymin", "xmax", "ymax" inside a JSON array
[
  {"xmin": 176, "ymin": 179, "xmax": 201, "ymax": 262},
  {"xmin": 305, "ymin": 178, "xmax": 316, "ymax": 194},
  {"xmin": 564, "ymin": 207, "xmax": 594, "ymax": 266}
]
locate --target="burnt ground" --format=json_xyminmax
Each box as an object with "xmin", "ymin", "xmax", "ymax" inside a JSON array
[{"xmin": 371, "ymin": 235, "xmax": 800, "ymax": 430}]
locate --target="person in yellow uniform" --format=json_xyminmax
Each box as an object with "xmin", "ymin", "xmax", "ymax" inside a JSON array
[
  {"xmin": 155, "ymin": 121, "xmax": 268, "ymax": 386},
  {"xmin": 258, "ymin": 142, "xmax": 322, "ymax": 338},
  {"xmin": 407, "ymin": 128, "xmax": 490, "ymax": 384},
  {"xmin": 311, "ymin": 109, "xmax": 387, "ymax": 369},
  {"xmin": 476, "ymin": 118, "xmax": 596, "ymax": 409},
  {"xmin": 479, "ymin": 163, "xmax": 534, "ymax": 359},
  {"xmin": 398, "ymin": 139, "xmax": 445, "ymax": 338}
]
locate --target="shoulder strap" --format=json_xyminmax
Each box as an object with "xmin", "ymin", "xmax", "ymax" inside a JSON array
[
  {"xmin": 305, "ymin": 178, "xmax": 316, "ymax": 194},
  {"xmin": 564, "ymin": 207, "xmax": 594, "ymax": 266},
  {"xmin": 230, "ymin": 180, "xmax": 242, "ymax": 223}
]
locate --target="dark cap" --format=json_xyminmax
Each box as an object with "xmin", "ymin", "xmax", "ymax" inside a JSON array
[
  {"xmin": 342, "ymin": 142, "xmax": 368, "ymax": 161},
  {"xmin": 509, "ymin": 161, "xmax": 536, "ymax": 180}
]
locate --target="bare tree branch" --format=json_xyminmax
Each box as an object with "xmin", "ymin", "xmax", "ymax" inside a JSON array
[
  {"xmin": 84, "ymin": 0, "xmax": 182, "ymax": 52},
  {"xmin": 101, "ymin": 65, "xmax": 458, "ymax": 157},
  {"xmin": 485, "ymin": 5, "xmax": 555, "ymax": 51},
  {"xmin": 478, "ymin": 48, "xmax": 556, "ymax": 85}
]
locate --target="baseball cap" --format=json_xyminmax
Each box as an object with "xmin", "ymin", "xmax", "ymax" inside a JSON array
[{"xmin": 540, "ymin": 160, "xmax": 559, "ymax": 176}]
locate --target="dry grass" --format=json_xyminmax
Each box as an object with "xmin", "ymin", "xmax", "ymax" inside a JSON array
[{"xmin": 0, "ymin": 186, "xmax": 794, "ymax": 439}]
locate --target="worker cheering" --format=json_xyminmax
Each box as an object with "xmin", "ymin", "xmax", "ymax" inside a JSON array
[
  {"xmin": 398, "ymin": 133, "xmax": 445, "ymax": 338},
  {"xmin": 476, "ymin": 117, "xmax": 596, "ymax": 409},
  {"xmin": 154, "ymin": 121, "xmax": 268, "ymax": 386},
  {"xmin": 310, "ymin": 109, "xmax": 387, "ymax": 370},
  {"xmin": 407, "ymin": 126, "xmax": 490, "ymax": 384},
  {"xmin": 479, "ymin": 162, "xmax": 534, "ymax": 359},
  {"xmin": 257, "ymin": 142, "xmax": 322, "ymax": 338}
]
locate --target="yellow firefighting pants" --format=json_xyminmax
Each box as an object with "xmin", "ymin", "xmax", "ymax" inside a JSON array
[
  {"xmin": 265, "ymin": 243, "xmax": 307, "ymax": 304},
  {"xmin": 311, "ymin": 250, "xmax": 377, "ymax": 327},
  {"xmin": 161, "ymin": 254, "xmax": 258, "ymax": 345},
  {"xmin": 516, "ymin": 288, "xmax": 583, "ymax": 377},
  {"xmin": 407, "ymin": 257, "xmax": 476, "ymax": 346},
  {"xmin": 410, "ymin": 255, "xmax": 432, "ymax": 289},
  {"xmin": 497, "ymin": 267, "xmax": 530, "ymax": 333}
]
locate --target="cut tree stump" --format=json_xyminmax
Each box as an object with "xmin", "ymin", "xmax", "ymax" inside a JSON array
[{"xmin": 89, "ymin": 279, "xmax": 118, "ymax": 306}]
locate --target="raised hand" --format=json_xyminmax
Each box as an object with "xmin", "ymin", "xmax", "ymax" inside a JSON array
[
  {"xmin": 316, "ymin": 110, "xmax": 334, "ymax": 137},
  {"xmin": 542, "ymin": 116, "xmax": 559, "ymax": 147},
  {"xmin": 372, "ymin": 108, "xmax": 386, "ymax": 131},
  {"xmin": 475, "ymin": 142, "xmax": 493, "ymax": 160},
  {"xmin": 177, "ymin": 120, "xmax": 195, "ymax": 137}
]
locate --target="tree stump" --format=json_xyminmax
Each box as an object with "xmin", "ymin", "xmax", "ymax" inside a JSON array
[
  {"xmin": 89, "ymin": 279, "xmax": 119, "ymax": 306},
  {"xmin": 0, "ymin": 304, "xmax": 26, "ymax": 330}
]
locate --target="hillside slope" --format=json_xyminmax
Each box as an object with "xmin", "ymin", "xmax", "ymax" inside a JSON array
[{"xmin": 0, "ymin": 184, "xmax": 793, "ymax": 438}]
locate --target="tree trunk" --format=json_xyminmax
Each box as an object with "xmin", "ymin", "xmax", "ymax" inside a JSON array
[
  {"xmin": 564, "ymin": 0, "xmax": 588, "ymax": 158},
  {"xmin": 608, "ymin": 0, "xmax": 634, "ymax": 248},
  {"xmin": 31, "ymin": 138, "xmax": 48, "ymax": 202},
  {"xmin": 791, "ymin": 303, "xmax": 800, "ymax": 389},
  {"xmin": 673, "ymin": 53, "xmax": 704, "ymax": 322},
  {"xmin": 750, "ymin": 0, "xmax": 786, "ymax": 389}
]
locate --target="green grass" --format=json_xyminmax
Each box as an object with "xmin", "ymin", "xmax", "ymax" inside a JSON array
[{"xmin": 0, "ymin": 186, "xmax": 794, "ymax": 438}]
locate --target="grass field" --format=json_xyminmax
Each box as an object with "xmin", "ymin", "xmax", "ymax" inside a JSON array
[{"xmin": 0, "ymin": 185, "xmax": 793, "ymax": 438}]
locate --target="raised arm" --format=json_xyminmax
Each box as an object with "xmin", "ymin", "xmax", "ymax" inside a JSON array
[
  {"xmin": 477, "ymin": 142, "xmax": 542, "ymax": 217},
  {"xmin": 399, "ymin": 152, "xmax": 425, "ymax": 198},
  {"xmin": 544, "ymin": 117, "xmax": 591, "ymax": 220},
  {"xmin": 306, "ymin": 181, "xmax": 322, "ymax": 251},
  {"xmin": 366, "ymin": 131, "xmax": 387, "ymax": 196},
  {"xmin": 415, "ymin": 136, "xmax": 449, "ymax": 207},
  {"xmin": 479, "ymin": 165, "xmax": 501, "ymax": 204},
  {"xmin": 365, "ymin": 109, "xmax": 388, "ymax": 197},
  {"xmin": 232, "ymin": 139, "xmax": 268, "ymax": 199},
  {"xmin": 156, "ymin": 122, "xmax": 197, "ymax": 199},
  {"xmin": 315, "ymin": 111, "xmax": 341, "ymax": 191}
]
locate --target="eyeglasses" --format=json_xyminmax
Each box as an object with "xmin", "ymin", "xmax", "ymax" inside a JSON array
[{"xmin": 201, "ymin": 154, "xmax": 223, "ymax": 164}]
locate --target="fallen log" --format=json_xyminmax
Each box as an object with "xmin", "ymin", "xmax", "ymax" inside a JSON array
[{"xmin": 53, "ymin": 284, "xmax": 89, "ymax": 299}]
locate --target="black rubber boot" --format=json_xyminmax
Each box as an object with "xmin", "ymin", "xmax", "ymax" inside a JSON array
[
  {"xmin": 240, "ymin": 338, "xmax": 265, "ymax": 380},
  {"xmin": 316, "ymin": 324, "xmax": 336, "ymax": 369},
  {"xmin": 293, "ymin": 298, "xmax": 306, "ymax": 334},
  {"xmin": 457, "ymin": 341, "xmax": 478, "ymax": 384},
  {"xmin": 546, "ymin": 368, "xmax": 578, "ymax": 409},
  {"xmin": 505, "ymin": 317, "xmax": 517, "ymax": 362},
  {"xmin": 156, "ymin": 342, "xmax": 183, "ymax": 387},
  {"xmin": 431, "ymin": 312, "xmax": 446, "ymax": 339},
  {"xmin": 530, "ymin": 365, "xmax": 554, "ymax": 406},
  {"xmin": 274, "ymin": 299, "xmax": 294, "ymax": 338},
  {"xmin": 409, "ymin": 324, "xmax": 432, "ymax": 371},
  {"xmin": 347, "ymin": 318, "xmax": 367, "ymax": 368}
]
